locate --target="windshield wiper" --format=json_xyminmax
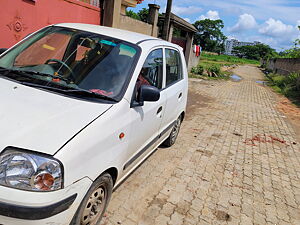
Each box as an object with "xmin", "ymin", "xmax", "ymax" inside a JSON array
[
  {"xmin": 19, "ymin": 82, "xmax": 117, "ymax": 102},
  {"xmin": 63, "ymin": 88, "xmax": 117, "ymax": 102},
  {"xmin": 0, "ymin": 67, "xmax": 73, "ymax": 83}
]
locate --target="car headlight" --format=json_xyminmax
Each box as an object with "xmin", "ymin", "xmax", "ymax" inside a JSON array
[{"xmin": 0, "ymin": 148, "xmax": 63, "ymax": 191}]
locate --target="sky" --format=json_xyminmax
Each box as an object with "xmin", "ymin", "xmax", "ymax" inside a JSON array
[{"xmin": 131, "ymin": 0, "xmax": 300, "ymax": 51}]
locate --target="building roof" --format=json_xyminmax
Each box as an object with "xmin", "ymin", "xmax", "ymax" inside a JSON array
[
  {"xmin": 159, "ymin": 13, "xmax": 198, "ymax": 33},
  {"xmin": 55, "ymin": 23, "xmax": 163, "ymax": 44}
]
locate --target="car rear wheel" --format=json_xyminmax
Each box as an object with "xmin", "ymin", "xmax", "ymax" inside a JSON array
[
  {"xmin": 163, "ymin": 115, "xmax": 182, "ymax": 147},
  {"xmin": 71, "ymin": 173, "xmax": 113, "ymax": 225}
]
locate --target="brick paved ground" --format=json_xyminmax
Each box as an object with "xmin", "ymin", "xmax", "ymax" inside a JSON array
[{"xmin": 101, "ymin": 65, "xmax": 300, "ymax": 225}]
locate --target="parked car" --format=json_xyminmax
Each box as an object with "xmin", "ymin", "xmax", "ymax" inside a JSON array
[{"xmin": 0, "ymin": 23, "xmax": 188, "ymax": 225}]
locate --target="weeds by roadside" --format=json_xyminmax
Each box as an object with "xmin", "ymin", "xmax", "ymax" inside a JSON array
[
  {"xmin": 264, "ymin": 71, "xmax": 300, "ymax": 107},
  {"xmin": 189, "ymin": 64, "xmax": 229, "ymax": 80},
  {"xmin": 190, "ymin": 52, "xmax": 259, "ymax": 80},
  {"xmin": 200, "ymin": 52, "xmax": 260, "ymax": 66}
]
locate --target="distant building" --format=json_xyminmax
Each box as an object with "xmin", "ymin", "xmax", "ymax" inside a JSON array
[{"xmin": 225, "ymin": 39, "xmax": 261, "ymax": 55}]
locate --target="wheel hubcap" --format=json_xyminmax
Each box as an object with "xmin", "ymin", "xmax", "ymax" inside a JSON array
[{"xmin": 81, "ymin": 187, "xmax": 106, "ymax": 225}]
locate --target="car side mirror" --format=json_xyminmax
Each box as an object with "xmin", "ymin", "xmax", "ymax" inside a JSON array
[
  {"xmin": 0, "ymin": 48, "xmax": 8, "ymax": 55},
  {"xmin": 140, "ymin": 85, "xmax": 160, "ymax": 102},
  {"xmin": 131, "ymin": 85, "xmax": 160, "ymax": 107}
]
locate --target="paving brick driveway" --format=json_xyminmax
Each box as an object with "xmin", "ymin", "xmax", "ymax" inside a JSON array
[{"xmin": 101, "ymin": 65, "xmax": 300, "ymax": 225}]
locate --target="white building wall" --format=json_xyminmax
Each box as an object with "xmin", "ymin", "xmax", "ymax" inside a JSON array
[{"xmin": 225, "ymin": 39, "xmax": 261, "ymax": 55}]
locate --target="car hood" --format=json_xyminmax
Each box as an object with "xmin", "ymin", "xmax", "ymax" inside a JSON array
[{"xmin": 0, "ymin": 78, "xmax": 113, "ymax": 155}]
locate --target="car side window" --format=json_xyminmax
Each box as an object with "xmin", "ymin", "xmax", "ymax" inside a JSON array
[
  {"xmin": 165, "ymin": 49, "xmax": 183, "ymax": 86},
  {"xmin": 137, "ymin": 48, "xmax": 163, "ymax": 90}
]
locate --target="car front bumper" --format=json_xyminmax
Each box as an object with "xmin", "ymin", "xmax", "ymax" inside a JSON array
[{"xmin": 0, "ymin": 177, "xmax": 92, "ymax": 225}]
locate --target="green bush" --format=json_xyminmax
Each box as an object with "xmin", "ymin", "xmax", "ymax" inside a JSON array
[
  {"xmin": 268, "ymin": 72, "xmax": 300, "ymax": 99},
  {"xmin": 272, "ymin": 86, "xmax": 282, "ymax": 93},
  {"xmin": 191, "ymin": 65, "xmax": 204, "ymax": 75},
  {"xmin": 206, "ymin": 64, "xmax": 221, "ymax": 75},
  {"xmin": 272, "ymin": 75, "xmax": 286, "ymax": 87}
]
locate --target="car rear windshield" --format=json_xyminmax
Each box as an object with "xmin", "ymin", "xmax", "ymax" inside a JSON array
[{"xmin": 0, "ymin": 26, "xmax": 140, "ymax": 101}]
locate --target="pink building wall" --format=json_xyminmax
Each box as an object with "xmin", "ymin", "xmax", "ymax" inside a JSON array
[{"xmin": 0, "ymin": 0, "xmax": 101, "ymax": 48}]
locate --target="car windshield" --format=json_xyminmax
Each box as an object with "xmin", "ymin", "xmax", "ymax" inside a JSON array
[{"xmin": 0, "ymin": 26, "xmax": 140, "ymax": 101}]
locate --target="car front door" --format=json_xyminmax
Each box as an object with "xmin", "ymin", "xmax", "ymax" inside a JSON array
[{"xmin": 124, "ymin": 48, "xmax": 167, "ymax": 172}]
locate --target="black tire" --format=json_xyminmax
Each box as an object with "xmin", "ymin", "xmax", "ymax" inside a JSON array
[
  {"xmin": 70, "ymin": 173, "xmax": 113, "ymax": 225},
  {"xmin": 163, "ymin": 115, "xmax": 182, "ymax": 147}
]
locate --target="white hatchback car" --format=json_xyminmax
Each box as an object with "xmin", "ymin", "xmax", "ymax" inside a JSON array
[{"xmin": 0, "ymin": 23, "xmax": 188, "ymax": 225}]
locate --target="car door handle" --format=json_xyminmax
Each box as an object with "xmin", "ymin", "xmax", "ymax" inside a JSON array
[
  {"xmin": 157, "ymin": 106, "xmax": 163, "ymax": 114},
  {"xmin": 178, "ymin": 92, "xmax": 182, "ymax": 99}
]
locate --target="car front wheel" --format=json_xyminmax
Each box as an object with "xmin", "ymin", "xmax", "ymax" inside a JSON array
[{"xmin": 71, "ymin": 173, "xmax": 113, "ymax": 225}]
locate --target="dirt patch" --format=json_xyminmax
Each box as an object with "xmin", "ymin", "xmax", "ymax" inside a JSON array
[
  {"xmin": 186, "ymin": 80, "xmax": 215, "ymax": 120},
  {"xmin": 196, "ymin": 149, "xmax": 213, "ymax": 157},
  {"xmin": 277, "ymin": 97, "xmax": 300, "ymax": 142},
  {"xmin": 214, "ymin": 210, "xmax": 231, "ymax": 221}
]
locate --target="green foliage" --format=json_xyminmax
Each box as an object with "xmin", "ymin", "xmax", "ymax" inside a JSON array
[
  {"xmin": 126, "ymin": 8, "xmax": 149, "ymax": 23},
  {"xmin": 232, "ymin": 44, "xmax": 276, "ymax": 60},
  {"xmin": 272, "ymin": 75, "xmax": 286, "ymax": 87},
  {"xmin": 137, "ymin": 8, "xmax": 149, "ymax": 23},
  {"xmin": 206, "ymin": 64, "xmax": 221, "ymax": 75},
  {"xmin": 277, "ymin": 27, "xmax": 300, "ymax": 58},
  {"xmin": 173, "ymin": 27, "xmax": 182, "ymax": 38},
  {"xmin": 191, "ymin": 65, "xmax": 204, "ymax": 75},
  {"xmin": 126, "ymin": 10, "xmax": 140, "ymax": 20},
  {"xmin": 267, "ymin": 72, "xmax": 300, "ymax": 98},
  {"xmin": 200, "ymin": 52, "xmax": 259, "ymax": 65},
  {"xmin": 193, "ymin": 19, "xmax": 227, "ymax": 54},
  {"xmin": 278, "ymin": 45, "xmax": 300, "ymax": 58}
]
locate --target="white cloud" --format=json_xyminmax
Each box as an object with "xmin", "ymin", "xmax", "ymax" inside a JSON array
[
  {"xmin": 172, "ymin": 6, "xmax": 202, "ymax": 15},
  {"xmin": 229, "ymin": 14, "xmax": 257, "ymax": 33},
  {"xmin": 259, "ymin": 18, "xmax": 295, "ymax": 37},
  {"xmin": 199, "ymin": 10, "xmax": 220, "ymax": 20}
]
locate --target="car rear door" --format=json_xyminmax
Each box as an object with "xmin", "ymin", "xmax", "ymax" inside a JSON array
[{"xmin": 160, "ymin": 47, "xmax": 187, "ymax": 135}]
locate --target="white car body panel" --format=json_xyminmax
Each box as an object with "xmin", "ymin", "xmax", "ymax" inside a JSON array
[
  {"xmin": 0, "ymin": 177, "xmax": 92, "ymax": 225},
  {"xmin": 0, "ymin": 78, "xmax": 112, "ymax": 155},
  {"xmin": 0, "ymin": 23, "xmax": 188, "ymax": 224}
]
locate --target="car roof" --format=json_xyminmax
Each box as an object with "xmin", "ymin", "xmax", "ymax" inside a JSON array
[{"xmin": 54, "ymin": 23, "xmax": 176, "ymax": 47}]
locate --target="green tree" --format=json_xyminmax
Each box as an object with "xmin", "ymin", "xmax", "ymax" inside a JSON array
[
  {"xmin": 232, "ymin": 44, "xmax": 276, "ymax": 60},
  {"xmin": 126, "ymin": 10, "xmax": 140, "ymax": 20},
  {"xmin": 137, "ymin": 8, "xmax": 149, "ymax": 23},
  {"xmin": 193, "ymin": 19, "xmax": 227, "ymax": 53},
  {"xmin": 126, "ymin": 8, "xmax": 149, "ymax": 23},
  {"xmin": 279, "ymin": 39, "xmax": 300, "ymax": 58},
  {"xmin": 277, "ymin": 26, "xmax": 300, "ymax": 58}
]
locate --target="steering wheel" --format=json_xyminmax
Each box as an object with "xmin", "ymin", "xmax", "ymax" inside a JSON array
[{"xmin": 45, "ymin": 58, "xmax": 75, "ymax": 81}]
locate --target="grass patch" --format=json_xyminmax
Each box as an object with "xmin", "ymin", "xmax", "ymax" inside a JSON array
[
  {"xmin": 190, "ymin": 52, "xmax": 259, "ymax": 80},
  {"xmin": 200, "ymin": 52, "xmax": 260, "ymax": 66},
  {"xmin": 265, "ymin": 72, "xmax": 300, "ymax": 107}
]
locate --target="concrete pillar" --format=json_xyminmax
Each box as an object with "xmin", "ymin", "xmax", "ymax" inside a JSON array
[
  {"xmin": 185, "ymin": 32, "xmax": 194, "ymax": 66},
  {"xmin": 162, "ymin": 0, "xmax": 173, "ymax": 40},
  {"xmin": 148, "ymin": 4, "xmax": 160, "ymax": 37},
  {"xmin": 168, "ymin": 24, "xmax": 174, "ymax": 42},
  {"xmin": 103, "ymin": 0, "xmax": 122, "ymax": 28}
]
